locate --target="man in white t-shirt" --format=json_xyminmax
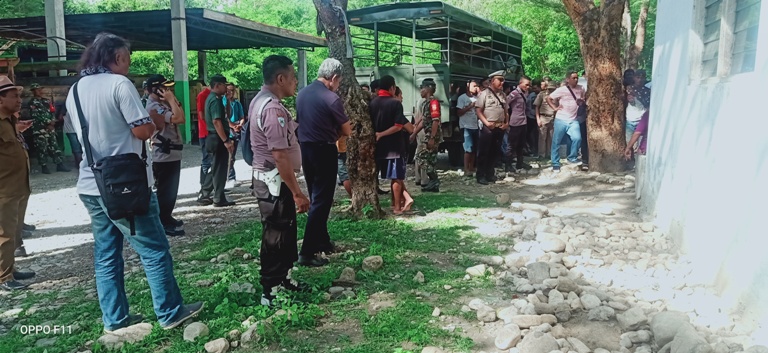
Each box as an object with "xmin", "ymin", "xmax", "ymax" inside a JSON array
[
  {"xmin": 546, "ymin": 71, "xmax": 586, "ymax": 172},
  {"xmin": 65, "ymin": 32, "xmax": 203, "ymax": 332},
  {"xmin": 457, "ymin": 79, "xmax": 480, "ymax": 177}
]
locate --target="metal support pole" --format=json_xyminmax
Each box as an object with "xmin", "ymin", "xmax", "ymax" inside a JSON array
[
  {"xmin": 374, "ymin": 22, "xmax": 379, "ymax": 67},
  {"xmin": 44, "ymin": 0, "xmax": 66, "ymax": 77},
  {"xmin": 298, "ymin": 49, "xmax": 308, "ymax": 89},
  {"xmin": 171, "ymin": 0, "xmax": 191, "ymax": 143},
  {"xmin": 446, "ymin": 17, "xmax": 451, "ymax": 67},
  {"xmin": 197, "ymin": 51, "xmax": 208, "ymax": 84}
]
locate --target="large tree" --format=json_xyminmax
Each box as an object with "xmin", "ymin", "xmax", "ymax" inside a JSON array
[
  {"xmin": 563, "ymin": 0, "xmax": 627, "ymax": 172},
  {"xmin": 313, "ymin": 0, "xmax": 383, "ymax": 218}
]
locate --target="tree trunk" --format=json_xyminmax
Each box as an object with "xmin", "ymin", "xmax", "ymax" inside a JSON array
[
  {"xmin": 563, "ymin": 0, "xmax": 627, "ymax": 173},
  {"xmin": 627, "ymin": 0, "xmax": 650, "ymax": 69},
  {"xmin": 622, "ymin": 0, "xmax": 632, "ymax": 70},
  {"xmin": 313, "ymin": 0, "xmax": 383, "ymax": 218}
]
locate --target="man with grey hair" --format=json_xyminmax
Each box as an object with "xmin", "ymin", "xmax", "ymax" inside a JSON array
[{"xmin": 296, "ymin": 58, "xmax": 351, "ymax": 267}]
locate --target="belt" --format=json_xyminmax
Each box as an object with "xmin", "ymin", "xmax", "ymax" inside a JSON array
[{"xmin": 253, "ymin": 169, "xmax": 283, "ymax": 197}]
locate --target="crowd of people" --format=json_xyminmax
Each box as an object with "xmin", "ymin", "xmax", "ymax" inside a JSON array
[{"xmin": 0, "ymin": 30, "xmax": 653, "ymax": 334}]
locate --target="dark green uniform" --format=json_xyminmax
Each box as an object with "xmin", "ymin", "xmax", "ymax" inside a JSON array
[
  {"xmin": 28, "ymin": 96, "xmax": 63, "ymax": 168},
  {"xmin": 416, "ymin": 96, "xmax": 442, "ymax": 191}
]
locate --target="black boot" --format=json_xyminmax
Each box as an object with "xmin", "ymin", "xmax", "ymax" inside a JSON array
[
  {"xmin": 41, "ymin": 165, "xmax": 52, "ymax": 174},
  {"xmin": 56, "ymin": 163, "xmax": 71, "ymax": 172}
]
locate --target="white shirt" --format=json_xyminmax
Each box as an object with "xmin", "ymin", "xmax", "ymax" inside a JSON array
[
  {"xmin": 457, "ymin": 93, "xmax": 478, "ymax": 130},
  {"xmin": 62, "ymin": 112, "xmax": 76, "ymax": 133},
  {"xmin": 65, "ymin": 73, "xmax": 153, "ymax": 196},
  {"xmin": 626, "ymin": 98, "xmax": 646, "ymax": 123}
]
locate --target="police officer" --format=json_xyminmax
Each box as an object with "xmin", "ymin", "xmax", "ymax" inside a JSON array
[
  {"xmin": 414, "ymin": 78, "xmax": 442, "ymax": 192},
  {"xmin": 27, "ymin": 83, "xmax": 69, "ymax": 174},
  {"xmin": 146, "ymin": 75, "xmax": 185, "ymax": 237},
  {"xmin": 474, "ymin": 70, "xmax": 509, "ymax": 185},
  {"xmin": 0, "ymin": 76, "xmax": 36, "ymax": 291},
  {"xmin": 249, "ymin": 55, "xmax": 311, "ymax": 306}
]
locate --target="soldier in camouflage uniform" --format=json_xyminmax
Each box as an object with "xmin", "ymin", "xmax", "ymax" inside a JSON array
[
  {"xmin": 414, "ymin": 78, "xmax": 442, "ymax": 192},
  {"xmin": 28, "ymin": 84, "xmax": 68, "ymax": 174}
]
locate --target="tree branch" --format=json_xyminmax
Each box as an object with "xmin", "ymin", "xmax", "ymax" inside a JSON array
[
  {"xmin": 622, "ymin": 0, "xmax": 632, "ymax": 70},
  {"xmin": 630, "ymin": 0, "xmax": 650, "ymax": 67},
  {"xmin": 561, "ymin": 0, "xmax": 595, "ymax": 18}
]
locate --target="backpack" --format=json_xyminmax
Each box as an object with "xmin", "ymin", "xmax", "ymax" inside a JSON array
[{"xmin": 240, "ymin": 96, "xmax": 273, "ymax": 166}]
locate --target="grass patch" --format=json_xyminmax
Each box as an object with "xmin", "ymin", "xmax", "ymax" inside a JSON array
[{"xmin": 0, "ymin": 192, "xmax": 499, "ymax": 353}]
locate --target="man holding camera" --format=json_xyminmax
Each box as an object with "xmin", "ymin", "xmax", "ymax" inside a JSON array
[{"xmin": 146, "ymin": 75, "xmax": 185, "ymax": 237}]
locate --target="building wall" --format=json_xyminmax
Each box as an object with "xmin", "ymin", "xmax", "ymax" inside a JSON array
[{"xmin": 640, "ymin": 0, "xmax": 768, "ymax": 343}]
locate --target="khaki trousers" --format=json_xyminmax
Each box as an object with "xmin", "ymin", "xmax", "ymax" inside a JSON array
[
  {"xmin": 538, "ymin": 119, "xmax": 554, "ymax": 159},
  {"xmin": 0, "ymin": 194, "xmax": 26, "ymax": 283}
]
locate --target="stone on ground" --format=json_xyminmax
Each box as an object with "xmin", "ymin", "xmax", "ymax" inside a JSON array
[
  {"xmin": 517, "ymin": 331, "xmax": 559, "ymax": 353},
  {"xmin": 204, "ymin": 338, "xmax": 230, "ymax": 353},
  {"xmin": 36, "ymin": 337, "xmax": 57, "ymax": 347},
  {"xmin": 621, "ymin": 330, "xmax": 652, "ymax": 344},
  {"xmin": 496, "ymin": 193, "xmax": 511, "ymax": 205},
  {"xmin": 617, "ymin": 307, "xmax": 648, "ymax": 331},
  {"xmin": 580, "ymin": 294, "xmax": 601, "ymax": 310},
  {"xmin": 527, "ymin": 262, "xmax": 551, "ymax": 284},
  {"xmin": 495, "ymin": 325, "xmax": 522, "ymax": 350},
  {"xmin": 477, "ymin": 305, "xmax": 497, "ymax": 322},
  {"xmin": 509, "ymin": 315, "xmax": 543, "ymax": 328},
  {"xmin": 651, "ymin": 311, "xmax": 691, "ymax": 347},
  {"xmin": 747, "ymin": 346, "xmax": 768, "ymax": 353},
  {"xmin": 670, "ymin": 325, "xmax": 713, "ymax": 353},
  {"xmin": 588, "ymin": 306, "xmax": 616, "ymax": 321},
  {"xmin": 96, "ymin": 323, "xmax": 153, "ymax": 350},
  {"xmin": 413, "ymin": 271, "xmax": 425, "ymax": 283},
  {"xmin": 466, "ymin": 264, "xmax": 487, "ymax": 277},
  {"xmin": 497, "ymin": 306, "xmax": 520, "ymax": 323},
  {"xmin": 566, "ymin": 337, "xmax": 592, "ymax": 353},
  {"xmin": 337, "ymin": 267, "xmax": 356, "ymax": 283},
  {"xmin": 240, "ymin": 323, "xmax": 260, "ymax": 344},
  {"xmin": 183, "ymin": 322, "xmax": 210, "ymax": 342},
  {"xmin": 362, "ymin": 256, "xmax": 383, "ymax": 272},
  {"xmin": 556, "ymin": 277, "xmax": 582, "ymax": 294},
  {"xmin": 422, "ymin": 347, "xmax": 445, "ymax": 353}
]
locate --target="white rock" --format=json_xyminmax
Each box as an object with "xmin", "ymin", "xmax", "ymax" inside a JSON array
[
  {"xmin": 621, "ymin": 330, "xmax": 652, "ymax": 344},
  {"xmin": 466, "ymin": 264, "xmax": 487, "ymax": 277},
  {"xmin": 510, "ymin": 315, "xmax": 543, "ymax": 329},
  {"xmin": 580, "ymin": 294, "xmax": 601, "ymax": 310},
  {"xmin": 362, "ymin": 256, "xmax": 383, "ymax": 271},
  {"xmin": 651, "ymin": 311, "xmax": 691, "ymax": 347},
  {"xmin": 468, "ymin": 298, "xmax": 486, "ymax": 310},
  {"xmin": 670, "ymin": 325, "xmax": 712, "ymax": 353},
  {"xmin": 588, "ymin": 306, "xmax": 615, "ymax": 321},
  {"xmin": 594, "ymin": 349, "xmax": 610, "ymax": 353},
  {"xmin": 204, "ymin": 338, "xmax": 230, "ymax": 353},
  {"xmin": 528, "ymin": 262, "xmax": 551, "ymax": 284},
  {"xmin": 618, "ymin": 307, "xmax": 648, "ymax": 331},
  {"xmin": 497, "ymin": 306, "xmax": 520, "ymax": 323},
  {"xmin": 567, "ymin": 337, "xmax": 592, "ymax": 353},
  {"xmin": 421, "ymin": 347, "xmax": 445, "ymax": 353},
  {"xmin": 495, "ymin": 325, "xmax": 523, "ymax": 350},
  {"xmin": 540, "ymin": 238, "xmax": 567, "ymax": 253},
  {"xmin": 477, "ymin": 305, "xmax": 497, "ymax": 322},
  {"xmin": 497, "ymin": 193, "xmax": 511, "ymax": 205},
  {"xmin": 413, "ymin": 271, "xmax": 425, "ymax": 283},
  {"xmin": 518, "ymin": 331, "xmax": 560, "ymax": 353},
  {"xmin": 432, "ymin": 307, "xmax": 441, "ymax": 317},
  {"xmin": 183, "ymin": 322, "xmax": 210, "ymax": 342},
  {"xmin": 96, "ymin": 323, "xmax": 153, "ymax": 350}
]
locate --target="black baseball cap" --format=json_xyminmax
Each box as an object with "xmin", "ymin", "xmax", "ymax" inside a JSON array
[
  {"xmin": 210, "ymin": 74, "xmax": 228, "ymax": 85},
  {"xmin": 146, "ymin": 74, "xmax": 174, "ymax": 88},
  {"xmin": 420, "ymin": 78, "xmax": 436, "ymax": 88}
]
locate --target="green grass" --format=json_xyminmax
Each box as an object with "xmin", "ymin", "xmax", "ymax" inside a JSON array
[{"xmin": 0, "ymin": 192, "xmax": 500, "ymax": 353}]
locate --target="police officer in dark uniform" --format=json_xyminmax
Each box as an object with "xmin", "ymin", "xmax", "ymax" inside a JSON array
[
  {"xmin": 249, "ymin": 55, "xmax": 311, "ymax": 306},
  {"xmin": 474, "ymin": 70, "xmax": 509, "ymax": 185}
]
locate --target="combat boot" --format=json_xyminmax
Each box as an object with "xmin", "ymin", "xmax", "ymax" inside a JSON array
[
  {"xmin": 41, "ymin": 165, "xmax": 52, "ymax": 174},
  {"xmin": 56, "ymin": 163, "xmax": 71, "ymax": 172}
]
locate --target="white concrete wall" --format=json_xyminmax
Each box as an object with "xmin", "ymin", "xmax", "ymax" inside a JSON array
[{"xmin": 641, "ymin": 0, "xmax": 768, "ymax": 344}]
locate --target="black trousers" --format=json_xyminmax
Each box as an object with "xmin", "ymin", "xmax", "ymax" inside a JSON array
[
  {"xmin": 526, "ymin": 117, "xmax": 539, "ymax": 155},
  {"xmin": 152, "ymin": 160, "xmax": 181, "ymax": 227},
  {"xmin": 505, "ymin": 125, "xmax": 527, "ymax": 168},
  {"xmin": 476, "ymin": 125, "xmax": 505, "ymax": 179},
  {"xmin": 299, "ymin": 142, "xmax": 337, "ymax": 256},
  {"xmin": 201, "ymin": 135, "xmax": 229, "ymax": 203},
  {"xmin": 579, "ymin": 119, "xmax": 589, "ymax": 164},
  {"xmin": 253, "ymin": 181, "xmax": 298, "ymax": 289}
]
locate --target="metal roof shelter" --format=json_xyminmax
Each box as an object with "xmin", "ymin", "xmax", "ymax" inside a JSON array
[
  {"xmin": 346, "ymin": 1, "xmax": 522, "ymax": 45},
  {"xmin": 0, "ymin": 8, "xmax": 326, "ymax": 51}
]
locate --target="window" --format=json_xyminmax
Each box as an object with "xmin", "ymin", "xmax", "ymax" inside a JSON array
[{"xmin": 695, "ymin": 0, "xmax": 763, "ymax": 79}]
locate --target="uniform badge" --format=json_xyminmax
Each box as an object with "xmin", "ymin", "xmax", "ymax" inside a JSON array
[{"xmin": 277, "ymin": 117, "xmax": 286, "ymax": 127}]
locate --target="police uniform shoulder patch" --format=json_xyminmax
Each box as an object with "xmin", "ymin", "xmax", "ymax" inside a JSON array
[{"xmin": 277, "ymin": 117, "xmax": 286, "ymax": 127}]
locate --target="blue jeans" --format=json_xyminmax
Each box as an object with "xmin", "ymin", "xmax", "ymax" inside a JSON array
[
  {"xmin": 79, "ymin": 193, "xmax": 184, "ymax": 330},
  {"xmin": 626, "ymin": 120, "xmax": 640, "ymax": 149},
  {"xmin": 199, "ymin": 137, "xmax": 212, "ymax": 186},
  {"xmin": 463, "ymin": 128, "xmax": 479, "ymax": 153},
  {"xmin": 551, "ymin": 119, "xmax": 581, "ymax": 167}
]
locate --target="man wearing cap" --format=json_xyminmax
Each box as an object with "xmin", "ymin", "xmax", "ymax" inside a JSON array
[
  {"xmin": 249, "ymin": 55, "xmax": 312, "ymax": 306},
  {"xmin": 632, "ymin": 69, "xmax": 651, "ymax": 108},
  {"xmin": 413, "ymin": 78, "xmax": 442, "ymax": 192},
  {"xmin": 505, "ymin": 75, "xmax": 532, "ymax": 173},
  {"xmin": 534, "ymin": 80, "xmax": 558, "ymax": 159},
  {"xmin": 474, "ymin": 70, "xmax": 509, "ymax": 185},
  {"xmin": 146, "ymin": 75, "xmax": 185, "ymax": 236},
  {"xmin": 200, "ymin": 74, "xmax": 236, "ymax": 207},
  {"xmin": 0, "ymin": 77, "xmax": 36, "ymax": 291},
  {"xmin": 28, "ymin": 83, "xmax": 69, "ymax": 174}
]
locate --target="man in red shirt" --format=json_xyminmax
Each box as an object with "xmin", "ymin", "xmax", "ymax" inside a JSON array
[{"xmin": 196, "ymin": 84, "xmax": 212, "ymax": 199}]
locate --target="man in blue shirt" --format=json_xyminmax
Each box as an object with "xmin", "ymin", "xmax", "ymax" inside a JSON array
[
  {"xmin": 296, "ymin": 58, "xmax": 351, "ymax": 267},
  {"xmin": 224, "ymin": 84, "xmax": 245, "ymax": 186}
]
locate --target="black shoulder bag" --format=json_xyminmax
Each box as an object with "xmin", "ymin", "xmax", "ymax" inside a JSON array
[
  {"xmin": 73, "ymin": 82, "xmax": 151, "ymax": 235},
  {"xmin": 567, "ymin": 86, "xmax": 588, "ymax": 119}
]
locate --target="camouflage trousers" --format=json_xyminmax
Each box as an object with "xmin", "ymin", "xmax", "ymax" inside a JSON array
[
  {"xmin": 415, "ymin": 144, "xmax": 438, "ymax": 175},
  {"xmin": 32, "ymin": 128, "xmax": 63, "ymax": 167}
]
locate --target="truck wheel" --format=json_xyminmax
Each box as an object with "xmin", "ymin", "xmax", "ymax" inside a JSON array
[{"xmin": 447, "ymin": 142, "xmax": 463, "ymax": 167}]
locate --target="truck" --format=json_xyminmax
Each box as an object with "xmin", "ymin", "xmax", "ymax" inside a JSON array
[{"xmin": 347, "ymin": 1, "xmax": 523, "ymax": 166}]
